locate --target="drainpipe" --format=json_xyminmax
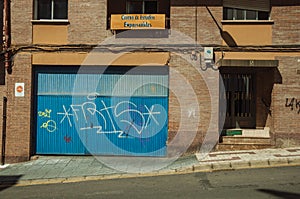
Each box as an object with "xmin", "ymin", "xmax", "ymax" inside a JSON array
[
  {"xmin": 1, "ymin": 97, "xmax": 7, "ymax": 165},
  {"xmin": 195, "ymin": 0, "xmax": 198, "ymax": 43},
  {"xmin": 3, "ymin": 0, "xmax": 11, "ymax": 73},
  {"xmin": 1, "ymin": 0, "xmax": 10, "ymax": 165}
]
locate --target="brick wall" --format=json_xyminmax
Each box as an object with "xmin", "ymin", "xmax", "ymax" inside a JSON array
[
  {"xmin": 271, "ymin": 56, "xmax": 300, "ymax": 147},
  {"xmin": 168, "ymin": 54, "xmax": 220, "ymax": 153},
  {"xmin": 169, "ymin": 3, "xmax": 222, "ymax": 153},
  {"xmin": 171, "ymin": 5, "xmax": 196, "ymax": 41},
  {"xmin": 272, "ymin": 85, "xmax": 300, "ymax": 147},
  {"xmin": 271, "ymin": 6, "xmax": 300, "ymax": 45},
  {"xmin": 171, "ymin": 4, "xmax": 222, "ymax": 44},
  {"xmin": 11, "ymin": 0, "xmax": 32, "ymax": 45},
  {"xmin": 4, "ymin": 53, "xmax": 32, "ymax": 163},
  {"xmin": 196, "ymin": 6, "xmax": 222, "ymax": 45},
  {"xmin": 0, "ymin": 1, "xmax": 33, "ymax": 163},
  {"xmin": 5, "ymin": 1, "xmax": 300, "ymax": 161},
  {"xmin": 276, "ymin": 57, "xmax": 300, "ymax": 85},
  {"xmin": 11, "ymin": 0, "xmax": 111, "ymax": 45},
  {"xmin": 10, "ymin": 1, "xmax": 223, "ymax": 46},
  {"xmin": 9, "ymin": 1, "xmax": 300, "ymax": 51},
  {"xmin": 68, "ymin": 0, "xmax": 111, "ymax": 44}
]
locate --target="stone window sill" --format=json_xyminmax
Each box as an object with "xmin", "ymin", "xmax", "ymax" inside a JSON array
[
  {"xmin": 31, "ymin": 20, "xmax": 70, "ymax": 24},
  {"xmin": 221, "ymin": 20, "xmax": 274, "ymax": 24}
]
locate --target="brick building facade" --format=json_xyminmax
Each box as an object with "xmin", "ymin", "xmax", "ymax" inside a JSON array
[{"xmin": 0, "ymin": 0, "xmax": 299, "ymax": 163}]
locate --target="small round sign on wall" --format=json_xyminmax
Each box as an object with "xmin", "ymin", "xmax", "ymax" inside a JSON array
[
  {"xmin": 16, "ymin": 85, "xmax": 23, "ymax": 93},
  {"xmin": 15, "ymin": 83, "xmax": 25, "ymax": 97}
]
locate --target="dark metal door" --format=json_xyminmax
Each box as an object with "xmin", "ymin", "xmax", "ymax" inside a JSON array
[{"xmin": 221, "ymin": 73, "xmax": 256, "ymax": 129}]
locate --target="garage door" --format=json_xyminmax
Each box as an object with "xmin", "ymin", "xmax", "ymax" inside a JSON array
[{"xmin": 35, "ymin": 66, "xmax": 169, "ymax": 156}]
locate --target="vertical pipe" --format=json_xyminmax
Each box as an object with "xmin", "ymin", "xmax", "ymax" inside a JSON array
[
  {"xmin": 1, "ymin": 97, "xmax": 7, "ymax": 165},
  {"xmin": 3, "ymin": 0, "xmax": 11, "ymax": 72},
  {"xmin": 0, "ymin": 0, "xmax": 4, "ymax": 85},
  {"xmin": 195, "ymin": 0, "xmax": 198, "ymax": 43},
  {"xmin": 2, "ymin": 0, "xmax": 10, "ymax": 165}
]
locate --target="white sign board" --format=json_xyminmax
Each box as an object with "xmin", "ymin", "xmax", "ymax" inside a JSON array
[
  {"xmin": 15, "ymin": 83, "xmax": 25, "ymax": 97},
  {"xmin": 204, "ymin": 47, "xmax": 214, "ymax": 60}
]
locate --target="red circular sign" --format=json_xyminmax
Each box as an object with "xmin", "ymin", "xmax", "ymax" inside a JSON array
[{"xmin": 16, "ymin": 85, "xmax": 23, "ymax": 93}]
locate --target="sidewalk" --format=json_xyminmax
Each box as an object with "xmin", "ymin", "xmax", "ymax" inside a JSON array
[{"xmin": 0, "ymin": 147, "xmax": 300, "ymax": 186}]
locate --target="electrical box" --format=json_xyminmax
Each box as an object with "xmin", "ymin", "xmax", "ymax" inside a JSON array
[{"xmin": 204, "ymin": 47, "xmax": 214, "ymax": 60}]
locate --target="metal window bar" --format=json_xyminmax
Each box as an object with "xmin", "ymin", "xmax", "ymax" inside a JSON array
[
  {"xmin": 223, "ymin": 73, "xmax": 254, "ymax": 118},
  {"xmin": 51, "ymin": 0, "xmax": 54, "ymax": 20}
]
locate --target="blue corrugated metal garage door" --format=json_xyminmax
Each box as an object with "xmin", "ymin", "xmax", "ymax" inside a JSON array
[{"xmin": 35, "ymin": 66, "xmax": 169, "ymax": 156}]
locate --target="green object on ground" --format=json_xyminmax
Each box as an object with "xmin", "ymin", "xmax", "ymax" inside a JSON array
[{"xmin": 226, "ymin": 129, "xmax": 242, "ymax": 136}]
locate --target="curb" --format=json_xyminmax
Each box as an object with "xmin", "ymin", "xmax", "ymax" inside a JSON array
[{"xmin": 1, "ymin": 159, "xmax": 300, "ymax": 187}]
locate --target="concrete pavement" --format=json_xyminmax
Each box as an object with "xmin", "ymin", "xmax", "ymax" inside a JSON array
[{"xmin": 0, "ymin": 147, "xmax": 300, "ymax": 186}]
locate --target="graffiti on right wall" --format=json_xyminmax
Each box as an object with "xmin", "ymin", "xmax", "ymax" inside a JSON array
[{"xmin": 285, "ymin": 98, "xmax": 300, "ymax": 114}]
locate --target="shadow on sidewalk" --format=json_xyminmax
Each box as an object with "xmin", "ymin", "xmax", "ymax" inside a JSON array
[
  {"xmin": 258, "ymin": 189, "xmax": 300, "ymax": 199},
  {"xmin": 0, "ymin": 175, "xmax": 23, "ymax": 192}
]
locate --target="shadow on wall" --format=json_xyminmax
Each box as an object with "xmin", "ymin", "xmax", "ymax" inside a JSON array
[
  {"xmin": 257, "ymin": 189, "xmax": 300, "ymax": 199},
  {"xmin": 259, "ymin": 68, "xmax": 282, "ymax": 127},
  {"xmin": 115, "ymin": 29, "xmax": 169, "ymax": 38},
  {"xmin": 271, "ymin": 0, "xmax": 300, "ymax": 6},
  {"xmin": 0, "ymin": 175, "xmax": 23, "ymax": 192},
  {"xmin": 220, "ymin": 31, "xmax": 237, "ymax": 47},
  {"xmin": 204, "ymin": 5, "xmax": 238, "ymax": 47}
]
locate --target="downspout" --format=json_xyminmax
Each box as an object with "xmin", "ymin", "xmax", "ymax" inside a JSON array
[
  {"xmin": 4, "ymin": 0, "xmax": 11, "ymax": 73},
  {"xmin": 1, "ymin": 0, "xmax": 10, "ymax": 165},
  {"xmin": 1, "ymin": 97, "xmax": 7, "ymax": 165},
  {"xmin": 195, "ymin": 0, "xmax": 198, "ymax": 43}
]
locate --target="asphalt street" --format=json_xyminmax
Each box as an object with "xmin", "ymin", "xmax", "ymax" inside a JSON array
[{"xmin": 0, "ymin": 166, "xmax": 299, "ymax": 199}]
